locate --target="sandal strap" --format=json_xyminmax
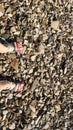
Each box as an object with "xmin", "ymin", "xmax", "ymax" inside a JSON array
[
  {"xmin": 15, "ymin": 83, "xmax": 23, "ymax": 92},
  {"xmin": 14, "ymin": 42, "xmax": 22, "ymax": 53},
  {"xmin": 9, "ymin": 83, "xmax": 23, "ymax": 92}
]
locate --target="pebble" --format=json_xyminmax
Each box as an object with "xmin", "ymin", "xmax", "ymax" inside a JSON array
[
  {"xmin": 0, "ymin": 66, "xmax": 2, "ymax": 72},
  {"xmin": 16, "ymin": 93, "xmax": 22, "ymax": 97},
  {"xmin": 3, "ymin": 110, "xmax": 8, "ymax": 115},
  {"xmin": 29, "ymin": 105, "xmax": 36, "ymax": 113},
  {"xmin": 11, "ymin": 27, "xmax": 16, "ymax": 33},
  {"xmin": 8, "ymin": 54, "xmax": 16, "ymax": 59},
  {"xmin": 14, "ymin": 31, "xmax": 20, "ymax": 35},
  {"xmin": 0, "ymin": 4, "xmax": 4, "ymax": 13},
  {"xmin": 31, "ymin": 54, "xmax": 37, "ymax": 61},
  {"xmin": 72, "ymin": 46, "xmax": 73, "ymax": 50},
  {"xmin": 44, "ymin": 124, "xmax": 49, "ymax": 129},
  {"xmin": 10, "ymin": 59, "xmax": 19, "ymax": 71},
  {"xmin": 0, "ymin": 12, "xmax": 3, "ymax": 17},
  {"xmin": 3, "ymin": 127, "xmax": 6, "ymax": 130},
  {"xmin": 21, "ymin": 46, "xmax": 26, "ymax": 54},
  {"xmin": 29, "ymin": 68, "xmax": 33, "ymax": 74},
  {"xmin": 8, "ymin": 93, "xmax": 13, "ymax": 99},
  {"xmin": 57, "ymin": 53, "xmax": 63, "ymax": 60},
  {"xmin": 64, "ymin": 67, "xmax": 67, "ymax": 74},
  {"xmin": 55, "ymin": 90, "xmax": 60, "ymax": 96},
  {"xmin": 31, "ymin": 78, "xmax": 39, "ymax": 91},
  {"xmin": 55, "ymin": 105, "xmax": 61, "ymax": 112},
  {"xmin": 8, "ymin": 13, "xmax": 13, "ymax": 18},
  {"xmin": 0, "ymin": 28, "xmax": 6, "ymax": 34},
  {"xmin": 6, "ymin": 7, "xmax": 12, "ymax": 13},
  {"xmin": 49, "ymin": 0, "xmax": 53, "ymax": 3},
  {"xmin": 9, "ymin": 123, "xmax": 15, "ymax": 130},
  {"xmin": 38, "ymin": 44, "xmax": 45, "ymax": 54},
  {"xmin": 51, "ymin": 21, "xmax": 59, "ymax": 30}
]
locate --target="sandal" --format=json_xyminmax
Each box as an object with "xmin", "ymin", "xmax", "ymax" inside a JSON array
[
  {"xmin": 14, "ymin": 42, "xmax": 23, "ymax": 53},
  {"xmin": 0, "ymin": 81, "xmax": 24, "ymax": 92},
  {"xmin": 10, "ymin": 82, "xmax": 24, "ymax": 92},
  {"xmin": 0, "ymin": 37, "xmax": 23, "ymax": 53}
]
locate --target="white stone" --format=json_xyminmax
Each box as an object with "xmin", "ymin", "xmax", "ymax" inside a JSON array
[
  {"xmin": 31, "ymin": 55, "xmax": 37, "ymax": 61},
  {"xmin": 9, "ymin": 123, "xmax": 15, "ymax": 130},
  {"xmin": 51, "ymin": 21, "xmax": 59, "ymax": 30},
  {"xmin": 3, "ymin": 110, "xmax": 8, "ymax": 115},
  {"xmin": 38, "ymin": 44, "xmax": 44, "ymax": 54},
  {"xmin": 0, "ymin": 12, "xmax": 3, "ymax": 17},
  {"xmin": 14, "ymin": 31, "xmax": 20, "ymax": 35}
]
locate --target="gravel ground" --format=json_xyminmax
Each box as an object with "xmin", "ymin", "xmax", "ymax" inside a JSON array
[{"xmin": 0, "ymin": 0, "xmax": 73, "ymax": 130}]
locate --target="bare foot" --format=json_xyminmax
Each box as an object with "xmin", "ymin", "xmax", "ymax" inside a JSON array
[
  {"xmin": 0, "ymin": 80, "xmax": 24, "ymax": 92},
  {"xmin": 0, "ymin": 37, "xmax": 23, "ymax": 53},
  {"xmin": 0, "ymin": 43, "xmax": 14, "ymax": 53}
]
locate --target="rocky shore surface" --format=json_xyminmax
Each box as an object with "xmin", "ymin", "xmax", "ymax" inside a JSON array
[{"xmin": 0, "ymin": 0, "xmax": 73, "ymax": 130}]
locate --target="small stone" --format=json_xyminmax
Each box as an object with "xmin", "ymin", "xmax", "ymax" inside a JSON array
[
  {"xmin": 21, "ymin": 66, "xmax": 24, "ymax": 71},
  {"xmin": 43, "ymin": 34, "xmax": 48, "ymax": 41},
  {"xmin": 49, "ymin": 0, "xmax": 53, "ymax": 3},
  {"xmin": 9, "ymin": 123, "xmax": 15, "ymax": 130},
  {"xmin": 8, "ymin": 93, "xmax": 13, "ymax": 99},
  {"xmin": 51, "ymin": 21, "xmax": 59, "ymax": 30},
  {"xmin": 8, "ymin": 54, "xmax": 16, "ymax": 59},
  {"xmin": 21, "ymin": 46, "xmax": 26, "ymax": 54},
  {"xmin": 50, "ymin": 66, "xmax": 54, "ymax": 71},
  {"xmin": 12, "ymin": 11, "xmax": 16, "ymax": 15},
  {"xmin": 55, "ymin": 105, "xmax": 61, "ymax": 112},
  {"xmin": 57, "ymin": 53, "xmax": 64, "ymax": 61},
  {"xmin": 0, "ymin": 116, "xmax": 2, "ymax": 121},
  {"xmin": 31, "ymin": 112, "xmax": 37, "ymax": 118},
  {"xmin": 29, "ymin": 105, "xmax": 36, "ymax": 113},
  {"xmin": 38, "ymin": 44, "xmax": 44, "ymax": 54},
  {"xmin": 62, "ymin": 53, "xmax": 66, "ymax": 58},
  {"xmin": 31, "ymin": 55, "xmax": 37, "ymax": 61},
  {"xmin": 19, "ymin": 0, "xmax": 23, "ymax": 2},
  {"xmin": 3, "ymin": 115, "xmax": 6, "ymax": 120},
  {"xmin": 2, "ymin": 34, "xmax": 9, "ymax": 39},
  {"xmin": 16, "ymin": 93, "xmax": 22, "ymax": 97},
  {"xmin": 11, "ymin": 27, "xmax": 16, "ymax": 33},
  {"xmin": 3, "ymin": 127, "xmax": 6, "ymax": 130},
  {"xmin": 57, "ymin": 81, "xmax": 60, "ymax": 85},
  {"xmin": 10, "ymin": 59, "xmax": 19, "ymax": 71},
  {"xmin": 0, "ymin": 12, "xmax": 3, "ymax": 17},
  {"xmin": 44, "ymin": 124, "xmax": 49, "ymax": 129},
  {"xmin": 14, "ymin": 31, "xmax": 20, "ymax": 35},
  {"xmin": 35, "ymin": 116, "xmax": 41, "ymax": 125},
  {"xmin": 55, "ymin": 91, "xmax": 60, "ymax": 96},
  {"xmin": 8, "ymin": 13, "xmax": 12, "ymax": 17},
  {"xmin": 29, "ymin": 68, "xmax": 33, "ymax": 74},
  {"xmin": 0, "ymin": 66, "xmax": 2, "ymax": 72},
  {"xmin": 0, "ymin": 4, "xmax": 4, "ymax": 13},
  {"xmin": 29, "ymin": 78, "xmax": 33, "ymax": 83},
  {"xmin": 6, "ymin": 7, "xmax": 12, "ymax": 13},
  {"xmin": 3, "ymin": 110, "xmax": 8, "ymax": 115},
  {"xmin": 0, "ymin": 29, "xmax": 5, "ymax": 34},
  {"xmin": 31, "ymin": 78, "xmax": 39, "ymax": 91},
  {"xmin": 64, "ymin": 67, "xmax": 67, "ymax": 74}
]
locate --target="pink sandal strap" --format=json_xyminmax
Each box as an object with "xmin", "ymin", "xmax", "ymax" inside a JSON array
[
  {"xmin": 15, "ymin": 83, "xmax": 23, "ymax": 92},
  {"xmin": 9, "ymin": 83, "xmax": 23, "ymax": 92},
  {"xmin": 14, "ymin": 42, "xmax": 23, "ymax": 53}
]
